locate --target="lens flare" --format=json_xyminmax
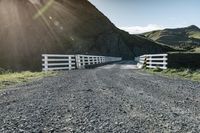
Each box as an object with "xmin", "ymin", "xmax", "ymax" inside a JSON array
[{"xmin": 33, "ymin": 0, "xmax": 54, "ymax": 19}]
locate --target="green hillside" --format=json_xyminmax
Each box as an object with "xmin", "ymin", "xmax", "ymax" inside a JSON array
[
  {"xmin": 142, "ymin": 25, "xmax": 200, "ymax": 49},
  {"xmin": 189, "ymin": 31, "xmax": 200, "ymax": 39},
  {"xmin": 190, "ymin": 47, "xmax": 200, "ymax": 53}
]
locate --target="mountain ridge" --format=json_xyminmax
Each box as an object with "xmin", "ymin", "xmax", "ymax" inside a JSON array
[{"xmin": 142, "ymin": 25, "xmax": 200, "ymax": 49}]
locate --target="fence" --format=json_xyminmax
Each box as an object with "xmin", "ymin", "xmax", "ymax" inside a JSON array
[
  {"xmin": 42, "ymin": 54, "xmax": 76, "ymax": 71},
  {"xmin": 75, "ymin": 55, "xmax": 105, "ymax": 69},
  {"xmin": 42, "ymin": 54, "xmax": 122, "ymax": 71},
  {"xmin": 135, "ymin": 54, "xmax": 168, "ymax": 69}
]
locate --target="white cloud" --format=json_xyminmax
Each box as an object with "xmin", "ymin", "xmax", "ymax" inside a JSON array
[{"xmin": 119, "ymin": 24, "xmax": 164, "ymax": 34}]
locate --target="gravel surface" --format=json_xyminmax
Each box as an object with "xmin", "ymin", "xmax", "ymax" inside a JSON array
[{"xmin": 0, "ymin": 61, "xmax": 200, "ymax": 133}]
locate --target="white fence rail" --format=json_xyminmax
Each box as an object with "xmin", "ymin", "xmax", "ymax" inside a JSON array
[
  {"xmin": 75, "ymin": 55, "xmax": 105, "ymax": 69},
  {"xmin": 42, "ymin": 54, "xmax": 76, "ymax": 71},
  {"xmin": 135, "ymin": 54, "xmax": 168, "ymax": 69},
  {"xmin": 42, "ymin": 54, "xmax": 122, "ymax": 71}
]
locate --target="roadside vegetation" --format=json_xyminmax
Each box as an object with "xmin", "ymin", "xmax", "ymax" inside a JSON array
[
  {"xmin": 191, "ymin": 47, "xmax": 200, "ymax": 53},
  {"xmin": 145, "ymin": 68, "xmax": 200, "ymax": 81},
  {"xmin": 0, "ymin": 71, "xmax": 56, "ymax": 89}
]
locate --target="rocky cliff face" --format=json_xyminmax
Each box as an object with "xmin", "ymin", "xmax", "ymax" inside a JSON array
[{"xmin": 0, "ymin": 0, "xmax": 172, "ymax": 71}]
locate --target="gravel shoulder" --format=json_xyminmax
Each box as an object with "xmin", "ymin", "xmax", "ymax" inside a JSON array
[{"xmin": 0, "ymin": 61, "xmax": 200, "ymax": 133}]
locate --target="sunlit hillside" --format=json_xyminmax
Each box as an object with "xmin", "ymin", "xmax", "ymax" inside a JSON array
[
  {"xmin": 142, "ymin": 25, "xmax": 200, "ymax": 49},
  {"xmin": 0, "ymin": 0, "xmax": 173, "ymax": 71}
]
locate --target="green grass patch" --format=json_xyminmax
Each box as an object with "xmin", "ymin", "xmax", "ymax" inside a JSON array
[
  {"xmin": 189, "ymin": 31, "xmax": 200, "ymax": 39},
  {"xmin": 0, "ymin": 71, "xmax": 56, "ymax": 89},
  {"xmin": 191, "ymin": 47, "xmax": 200, "ymax": 53},
  {"xmin": 145, "ymin": 68, "xmax": 200, "ymax": 81}
]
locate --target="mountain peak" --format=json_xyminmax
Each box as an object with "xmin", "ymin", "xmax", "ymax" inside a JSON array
[{"xmin": 187, "ymin": 25, "xmax": 199, "ymax": 30}]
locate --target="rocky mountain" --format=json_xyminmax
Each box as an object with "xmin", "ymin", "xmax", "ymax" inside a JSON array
[
  {"xmin": 142, "ymin": 25, "xmax": 200, "ymax": 49},
  {"xmin": 0, "ymin": 0, "xmax": 173, "ymax": 71}
]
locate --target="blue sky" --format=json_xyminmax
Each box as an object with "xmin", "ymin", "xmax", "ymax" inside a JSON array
[{"xmin": 89, "ymin": 0, "xmax": 200, "ymax": 34}]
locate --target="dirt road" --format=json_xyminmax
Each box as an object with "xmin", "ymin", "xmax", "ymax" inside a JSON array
[{"xmin": 0, "ymin": 61, "xmax": 200, "ymax": 133}]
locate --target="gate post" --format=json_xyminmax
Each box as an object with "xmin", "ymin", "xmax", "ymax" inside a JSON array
[
  {"xmin": 88, "ymin": 56, "xmax": 90, "ymax": 65},
  {"xmin": 68, "ymin": 56, "xmax": 72, "ymax": 70},
  {"xmin": 43, "ymin": 54, "xmax": 48, "ymax": 72},
  {"xmin": 163, "ymin": 54, "xmax": 167, "ymax": 69},
  {"xmin": 75, "ymin": 55, "xmax": 81, "ymax": 69},
  {"xmin": 149, "ymin": 56, "xmax": 152, "ymax": 68}
]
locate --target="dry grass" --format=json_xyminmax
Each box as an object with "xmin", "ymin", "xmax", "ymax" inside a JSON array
[
  {"xmin": 0, "ymin": 71, "xmax": 56, "ymax": 89},
  {"xmin": 145, "ymin": 68, "xmax": 200, "ymax": 81}
]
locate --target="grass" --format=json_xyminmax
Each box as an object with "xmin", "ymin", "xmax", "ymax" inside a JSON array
[
  {"xmin": 145, "ymin": 68, "xmax": 200, "ymax": 81},
  {"xmin": 191, "ymin": 47, "xmax": 200, "ymax": 53},
  {"xmin": 189, "ymin": 31, "xmax": 200, "ymax": 39},
  {"xmin": 0, "ymin": 71, "xmax": 56, "ymax": 89}
]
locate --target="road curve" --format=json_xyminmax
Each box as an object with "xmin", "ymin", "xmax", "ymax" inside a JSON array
[{"xmin": 0, "ymin": 61, "xmax": 200, "ymax": 133}]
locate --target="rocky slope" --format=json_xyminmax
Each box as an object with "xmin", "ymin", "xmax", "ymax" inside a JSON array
[
  {"xmin": 142, "ymin": 25, "xmax": 200, "ymax": 49},
  {"xmin": 0, "ymin": 0, "xmax": 173, "ymax": 71}
]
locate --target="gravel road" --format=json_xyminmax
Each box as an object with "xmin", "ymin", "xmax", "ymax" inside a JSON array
[{"xmin": 0, "ymin": 61, "xmax": 200, "ymax": 133}]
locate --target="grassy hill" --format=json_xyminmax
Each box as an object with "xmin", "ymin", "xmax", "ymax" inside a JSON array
[
  {"xmin": 142, "ymin": 25, "xmax": 200, "ymax": 49},
  {"xmin": 0, "ymin": 0, "xmax": 174, "ymax": 71},
  {"xmin": 191, "ymin": 47, "xmax": 200, "ymax": 53}
]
